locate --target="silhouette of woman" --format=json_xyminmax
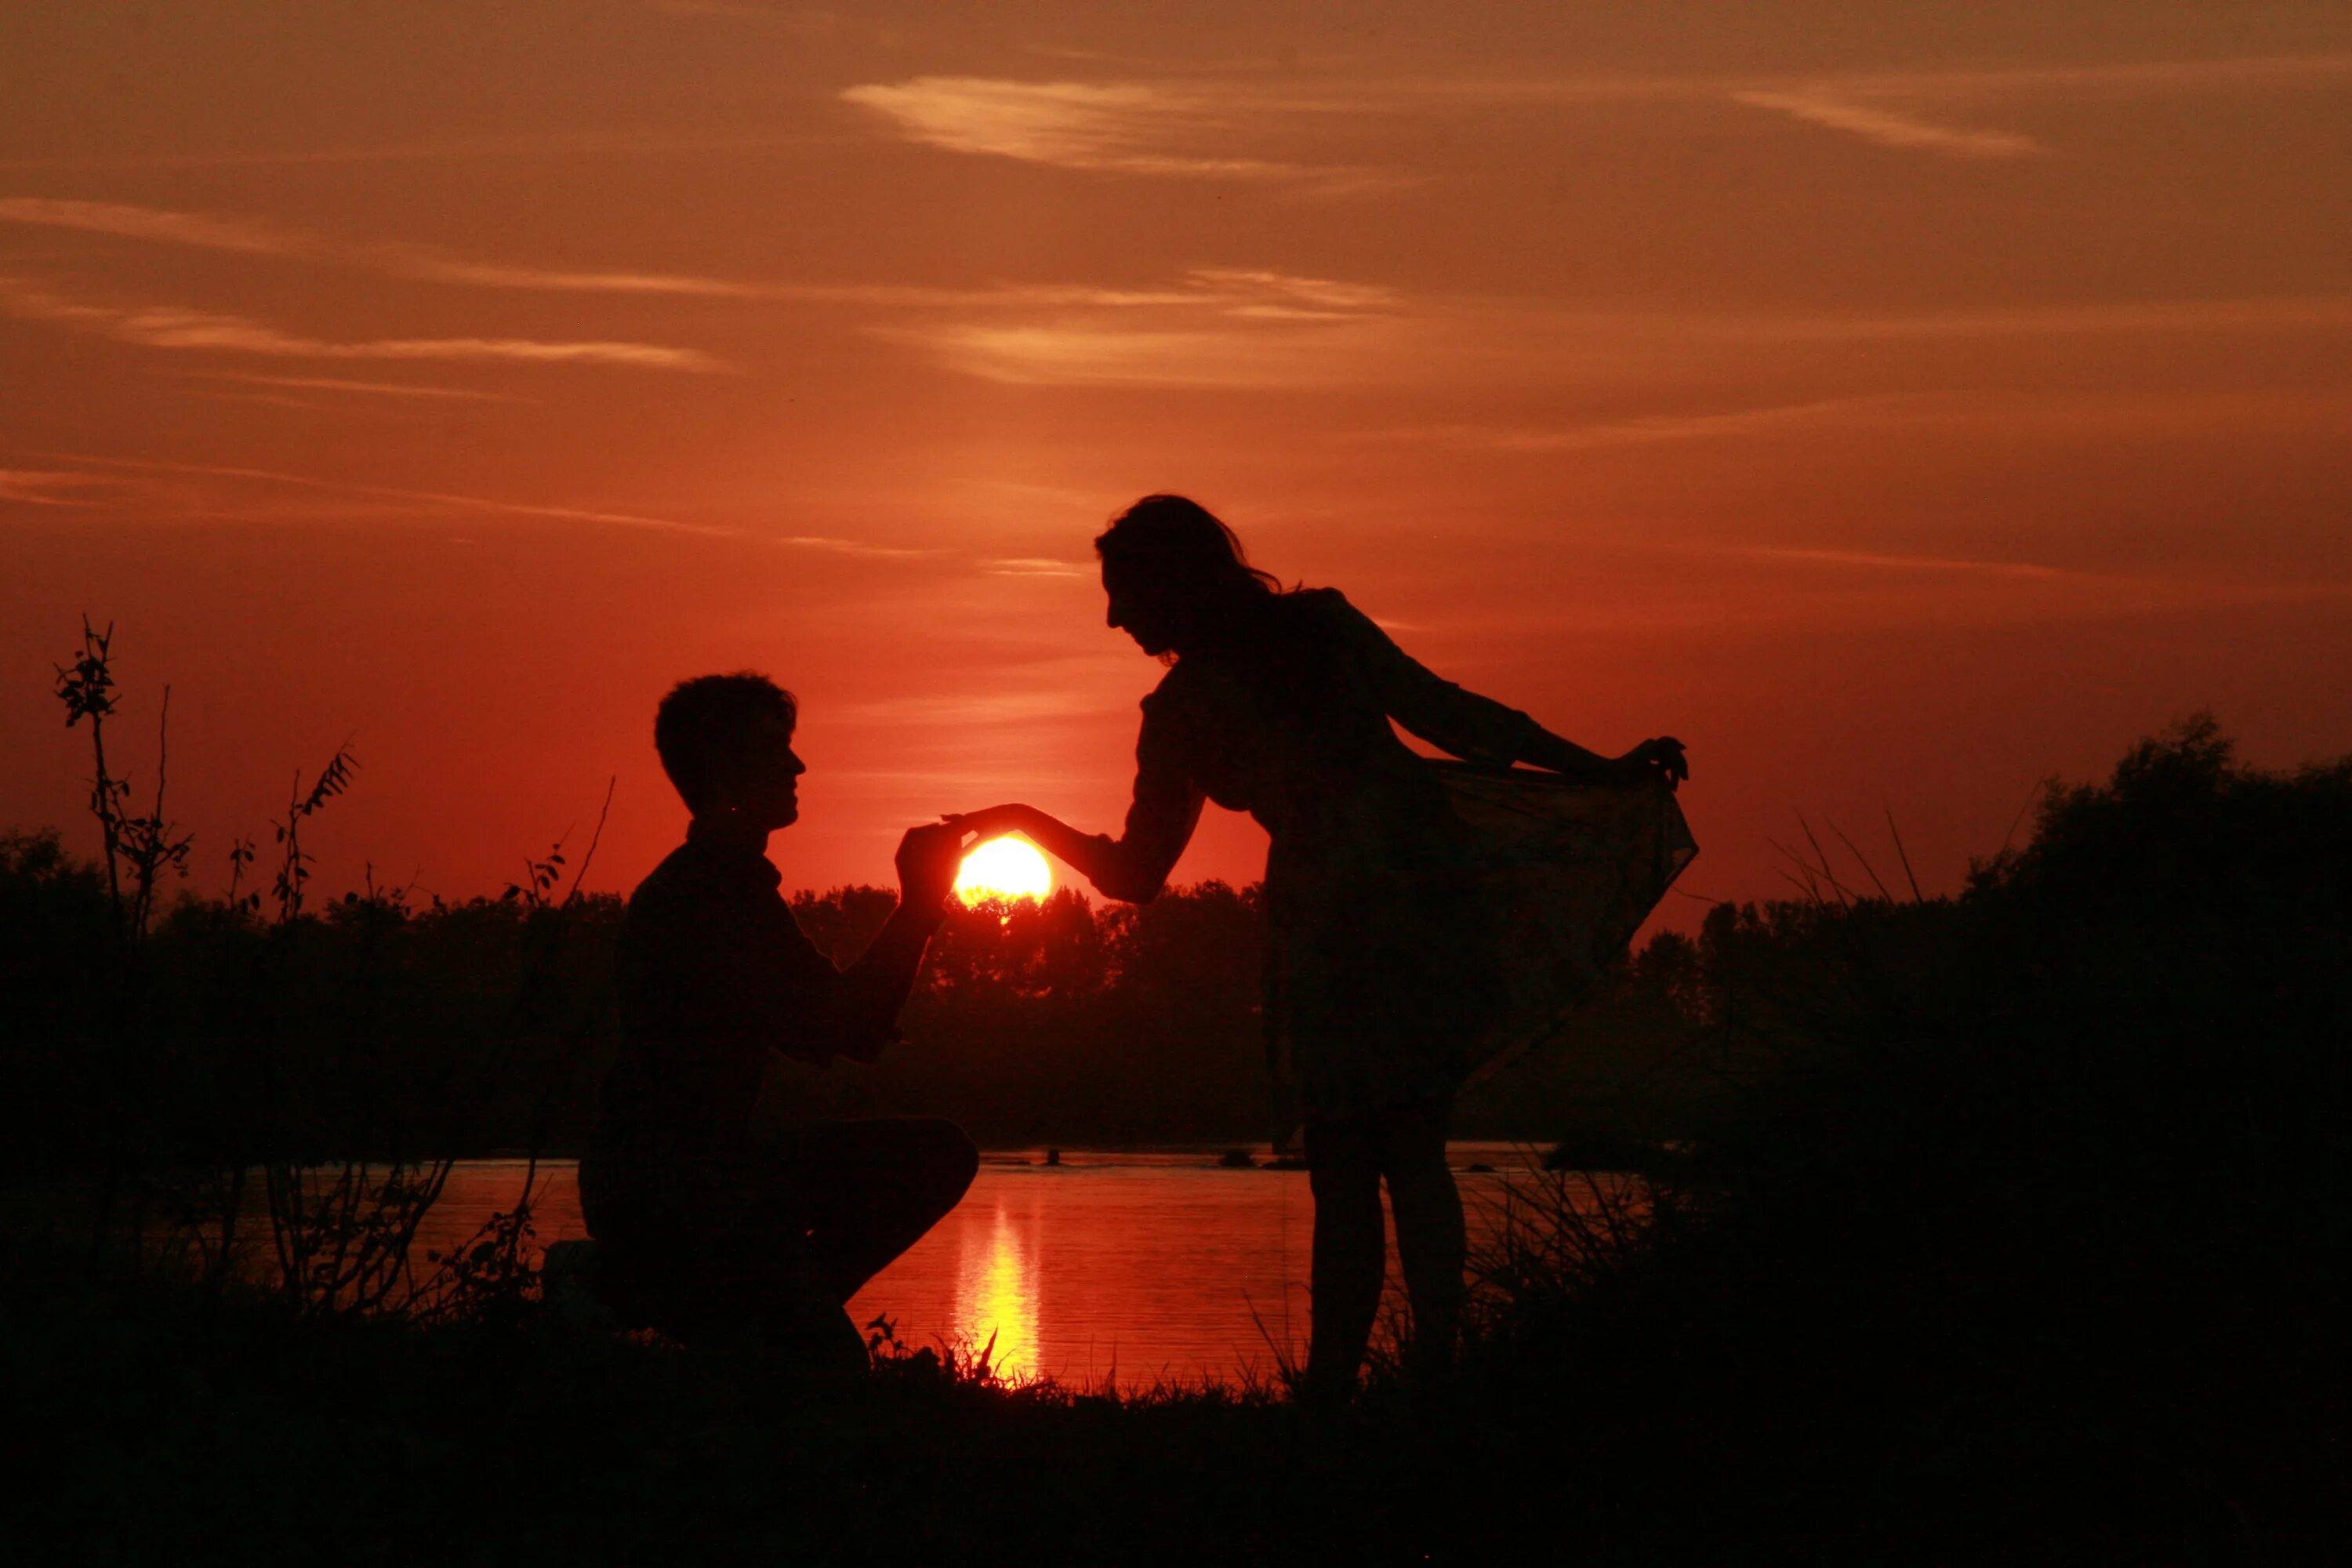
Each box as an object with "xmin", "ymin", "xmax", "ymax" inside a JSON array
[{"xmin": 951, "ymin": 495, "xmax": 1686, "ymax": 1395}]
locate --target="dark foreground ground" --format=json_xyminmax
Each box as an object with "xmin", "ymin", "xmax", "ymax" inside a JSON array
[
  {"xmin": 5, "ymin": 1211, "xmax": 2339, "ymax": 1566},
  {"xmin": 6, "ymin": 724, "xmax": 2347, "ymax": 1563}
]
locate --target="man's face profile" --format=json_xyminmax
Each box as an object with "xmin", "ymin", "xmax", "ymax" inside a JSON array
[{"xmin": 713, "ymin": 709, "xmax": 804, "ymax": 829}]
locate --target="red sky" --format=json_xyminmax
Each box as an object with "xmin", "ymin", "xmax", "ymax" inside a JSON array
[{"xmin": 5, "ymin": 3, "xmax": 2350, "ymax": 923}]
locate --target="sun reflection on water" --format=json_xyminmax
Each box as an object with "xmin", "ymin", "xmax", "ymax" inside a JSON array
[{"xmin": 953, "ymin": 1204, "xmax": 1038, "ymax": 1380}]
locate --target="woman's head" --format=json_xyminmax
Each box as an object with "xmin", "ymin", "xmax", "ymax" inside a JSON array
[{"xmin": 1094, "ymin": 494, "xmax": 1281, "ymax": 658}]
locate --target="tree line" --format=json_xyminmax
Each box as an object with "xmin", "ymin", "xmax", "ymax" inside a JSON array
[{"xmin": 0, "ymin": 841, "xmax": 1738, "ymax": 1162}]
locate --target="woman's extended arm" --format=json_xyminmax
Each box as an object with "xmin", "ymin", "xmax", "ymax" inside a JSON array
[
  {"xmin": 947, "ymin": 786, "xmax": 1203, "ymax": 906},
  {"xmin": 1339, "ymin": 593, "xmax": 1686, "ymax": 786},
  {"xmin": 949, "ymin": 688, "xmax": 1206, "ymax": 903},
  {"xmin": 949, "ymin": 807, "xmax": 1124, "ymax": 891}
]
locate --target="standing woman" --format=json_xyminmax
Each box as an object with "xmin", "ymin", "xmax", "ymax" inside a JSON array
[{"xmin": 951, "ymin": 495, "xmax": 1686, "ymax": 1396}]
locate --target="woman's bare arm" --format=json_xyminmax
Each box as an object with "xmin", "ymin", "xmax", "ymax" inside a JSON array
[
  {"xmin": 1341, "ymin": 594, "xmax": 1686, "ymax": 786},
  {"xmin": 946, "ymin": 793, "xmax": 1201, "ymax": 906}
]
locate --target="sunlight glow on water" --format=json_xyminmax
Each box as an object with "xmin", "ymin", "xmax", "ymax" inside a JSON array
[
  {"xmin": 418, "ymin": 1148, "xmax": 1581, "ymax": 1388},
  {"xmin": 955, "ymin": 1203, "xmax": 1040, "ymax": 1378}
]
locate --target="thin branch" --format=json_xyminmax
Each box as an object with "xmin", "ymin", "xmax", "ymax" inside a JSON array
[
  {"xmin": 1827, "ymin": 818, "xmax": 1895, "ymax": 903},
  {"xmin": 561, "ymin": 775, "xmax": 618, "ymax": 909},
  {"xmin": 1885, "ymin": 807, "xmax": 1924, "ymax": 903},
  {"xmin": 1795, "ymin": 818, "xmax": 1858, "ymax": 908},
  {"xmin": 1998, "ymin": 777, "xmax": 2045, "ymax": 858}
]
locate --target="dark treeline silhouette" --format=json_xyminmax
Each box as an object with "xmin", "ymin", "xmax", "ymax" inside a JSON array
[{"xmin": 0, "ymin": 850, "xmax": 1720, "ymax": 1165}]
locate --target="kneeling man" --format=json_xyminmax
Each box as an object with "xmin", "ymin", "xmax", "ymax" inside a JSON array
[{"xmin": 581, "ymin": 673, "xmax": 975, "ymax": 1359}]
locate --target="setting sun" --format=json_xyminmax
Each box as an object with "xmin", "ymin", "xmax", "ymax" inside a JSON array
[{"xmin": 956, "ymin": 837, "xmax": 1053, "ymax": 906}]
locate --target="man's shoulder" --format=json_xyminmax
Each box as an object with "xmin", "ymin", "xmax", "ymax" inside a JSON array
[{"xmin": 626, "ymin": 841, "xmax": 782, "ymax": 924}]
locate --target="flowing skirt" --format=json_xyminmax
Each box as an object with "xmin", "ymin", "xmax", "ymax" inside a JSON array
[
  {"xmin": 1429, "ymin": 766, "xmax": 1697, "ymax": 1087},
  {"xmin": 1261, "ymin": 768, "xmax": 1696, "ymax": 1134}
]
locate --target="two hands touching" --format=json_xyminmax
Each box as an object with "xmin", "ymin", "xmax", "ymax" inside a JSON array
[
  {"xmin": 891, "ymin": 808, "xmax": 1062, "ymax": 916},
  {"xmin": 908, "ymin": 740, "xmax": 1688, "ymax": 915}
]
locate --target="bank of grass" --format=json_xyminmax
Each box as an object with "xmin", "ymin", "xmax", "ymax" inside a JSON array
[{"xmin": 5, "ymin": 718, "xmax": 2347, "ymax": 1561}]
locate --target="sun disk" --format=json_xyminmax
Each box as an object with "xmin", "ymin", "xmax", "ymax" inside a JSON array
[{"xmin": 956, "ymin": 836, "xmax": 1053, "ymax": 906}]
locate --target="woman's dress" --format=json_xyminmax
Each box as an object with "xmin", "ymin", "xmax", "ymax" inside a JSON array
[{"xmin": 1102, "ymin": 588, "xmax": 1694, "ymax": 1134}]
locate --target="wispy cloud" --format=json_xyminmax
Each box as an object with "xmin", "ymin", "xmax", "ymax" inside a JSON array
[
  {"xmin": 982, "ymin": 557, "xmax": 1091, "ymax": 577},
  {"xmin": 0, "ymin": 196, "xmax": 774, "ymax": 299},
  {"xmin": 1733, "ymin": 295, "xmax": 2352, "ymax": 342},
  {"xmin": 176, "ymin": 371, "xmax": 530, "ymax": 403},
  {"xmin": 29, "ymin": 452, "xmax": 982, "ymax": 561},
  {"xmin": 1672, "ymin": 539, "xmax": 2352, "ymax": 625},
  {"xmin": 1725, "ymin": 544, "xmax": 2072, "ymax": 580},
  {"xmin": 1818, "ymin": 53, "xmax": 2352, "ymax": 101},
  {"xmin": 775, "ymin": 535, "xmax": 932, "ymax": 559},
  {"xmin": 40, "ymin": 453, "xmax": 745, "ymax": 535},
  {"xmin": 0, "ymin": 128, "xmax": 837, "ymax": 174},
  {"xmin": 876, "ymin": 265, "xmax": 1408, "ymax": 387},
  {"xmin": 0, "ymin": 277, "xmax": 724, "ymax": 370},
  {"xmin": 1718, "ymin": 53, "xmax": 2352, "ymax": 156},
  {"xmin": 1395, "ymin": 397, "xmax": 1906, "ymax": 452},
  {"xmin": 1385, "ymin": 387, "xmax": 2352, "ymax": 454},
  {"xmin": 0, "ymin": 468, "xmax": 118, "ymax": 507},
  {"xmin": 0, "ymin": 196, "xmax": 308, "ymax": 254},
  {"xmin": 0, "ymin": 195, "xmax": 1309, "ymax": 312},
  {"xmin": 1730, "ymin": 90, "xmax": 2041, "ymax": 158},
  {"xmin": 840, "ymin": 53, "xmax": 2352, "ymax": 181},
  {"xmin": 840, "ymin": 76, "xmax": 1333, "ymax": 180},
  {"xmin": 900, "ymin": 321, "xmax": 1411, "ymax": 387}
]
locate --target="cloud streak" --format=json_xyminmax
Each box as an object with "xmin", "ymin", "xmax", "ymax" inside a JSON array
[
  {"xmin": 38, "ymin": 453, "xmax": 745, "ymax": 535},
  {"xmin": 982, "ymin": 557, "xmax": 1091, "ymax": 578},
  {"xmin": 0, "ymin": 468, "xmax": 117, "ymax": 507},
  {"xmin": 1730, "ymin": 90, "xmax": 2042, "ymax": 158},
  {"xmin": 840, "ymin": 76, "xmax": 1334, "ymax": 179},
  {"xmin": 1387, "ymin": 387, "xmax": 2352, "ymax": 455},
  {"xmin": 775, "ymin": 535, "xmax": 932, "ymax": 559},
  {"xmin": 177, "ymin": 372, "xmax": 531, "ymax": 403},
  {"xmin": 0, "ymin": 278, "xmax": 724, "ymax": 370},
  {"xmin": 0, "ymin": 128, "xmax": 837, "ymax": 173},
  {"xmin": 0, "ymin": 196, "xmax": 1350, "ymax": 314},
  {"xmin": 838, "ymin": 53, "xmax": 2352, "ymax": 180},
  {"xmin": 1398, "ymin": 397, "xmax": 1908, "ymax": 452},
  {"xmin": 0, "ymin": 196, "xmax": 778, "ymax": 299},
  {"xmin": 1726, "ymin": 544, "xmax": 2072, "ymax": 580},
  {"xmin": 874, "ymin": 265, "xmax": 1409, "ymax": 386}
]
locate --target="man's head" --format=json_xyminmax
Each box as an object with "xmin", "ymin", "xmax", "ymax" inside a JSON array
[{"xmin": 654, "ymin": 673, "xmax": 804, "ymax": 829}]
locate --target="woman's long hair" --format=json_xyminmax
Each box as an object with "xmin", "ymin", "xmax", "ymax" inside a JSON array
[{"xmin": 1095, "ymin": 494, "xmax": 1285, "ymax": 619}]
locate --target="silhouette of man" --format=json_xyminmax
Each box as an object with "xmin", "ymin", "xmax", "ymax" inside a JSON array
[{"xmin": 579, "ymin": 673, "xmax": 976, "ymax": 1362}]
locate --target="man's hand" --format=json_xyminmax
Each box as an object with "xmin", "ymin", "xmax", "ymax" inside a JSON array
[{"xmin": 894, "ymin": 822, "xmax": 967, "ymax": 916}]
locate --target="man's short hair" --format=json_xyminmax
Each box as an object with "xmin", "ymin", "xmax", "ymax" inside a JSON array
[{"xmin": 654, "ymin": 673, "xmax": 797, "ymax": 813}]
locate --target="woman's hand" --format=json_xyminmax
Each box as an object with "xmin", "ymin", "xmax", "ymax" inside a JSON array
[
  {"xmin": 1616, "ymin": 737, "xmax": 1689, "ymax": 788},
  {"xmin": 940, "ymin": 804, "xmax": 1039, "ymax": 843}
]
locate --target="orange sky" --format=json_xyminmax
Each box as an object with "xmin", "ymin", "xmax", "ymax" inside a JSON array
[{"xmin": 5, "ymin": 3, "xmax": 2350, "ymax": 923}]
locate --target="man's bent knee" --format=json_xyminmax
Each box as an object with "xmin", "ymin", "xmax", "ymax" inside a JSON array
[{"xmin": 935, "ymin": 1122, "xmax": 979, "ymax": 1200}]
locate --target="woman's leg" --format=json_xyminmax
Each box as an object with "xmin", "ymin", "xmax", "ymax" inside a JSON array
[
  {"xmin": 1381, "ymin": 1101, "xmax": 1465, "ymax": 1377},
  {"xmin": 1303, "ymin": 1116, "xmax": 1388, "ymax": 1396}
]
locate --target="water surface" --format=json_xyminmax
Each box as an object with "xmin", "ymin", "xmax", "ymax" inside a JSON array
[{"xmin": 422, "ymin": 1146, "xmax": 1561, "ymax": 1388}]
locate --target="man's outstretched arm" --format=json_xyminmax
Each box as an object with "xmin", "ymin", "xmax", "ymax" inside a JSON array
[{"xmin": 812, "ymin": 822, "xmax": 963, "ymax": 1064}]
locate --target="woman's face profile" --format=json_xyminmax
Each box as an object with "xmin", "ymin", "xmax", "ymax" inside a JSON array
[{"xmin": 1102, "ymin": 561, "xmax": 1178, "ymax": 658}]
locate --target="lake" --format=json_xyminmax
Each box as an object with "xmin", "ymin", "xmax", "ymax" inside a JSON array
[{"xmin": 419, "ymin": 1146, "xmax": 1577, "ymax": 1388}]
